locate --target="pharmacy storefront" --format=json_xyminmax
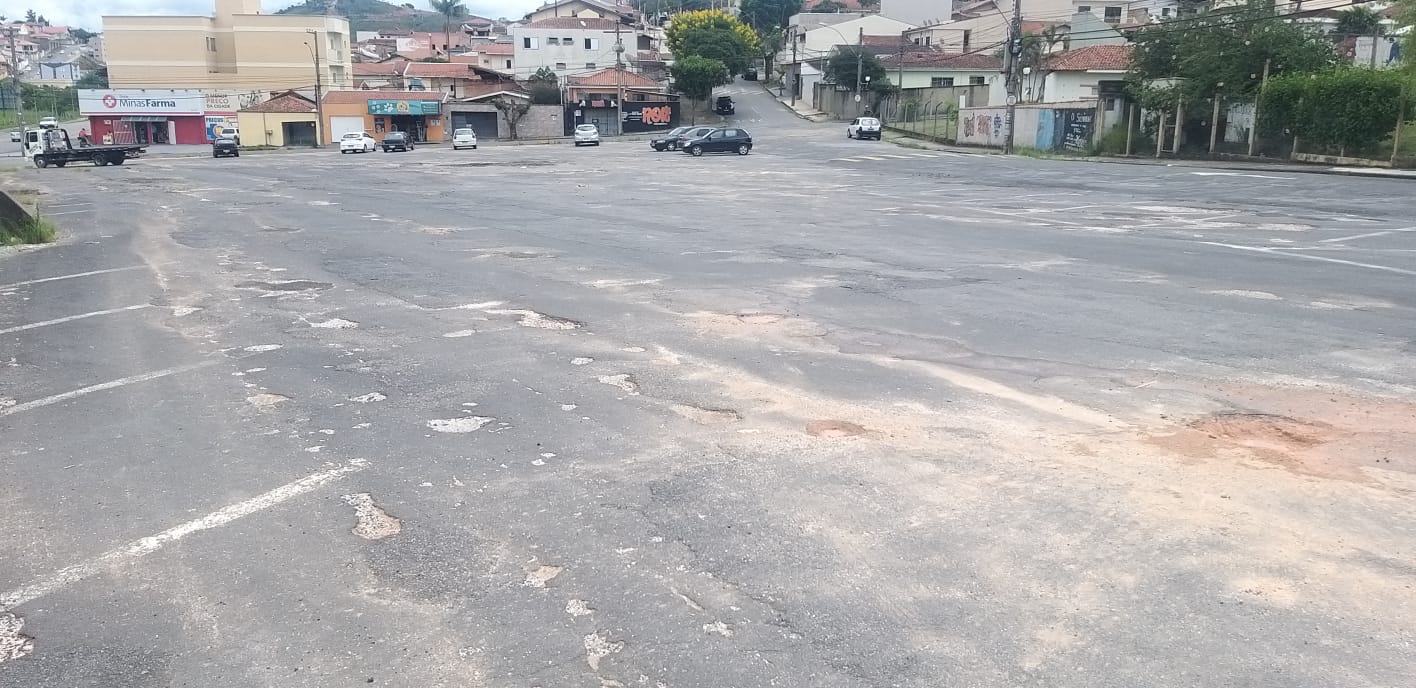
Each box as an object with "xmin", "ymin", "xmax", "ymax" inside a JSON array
[{"xmin": 79, "ymin": 89, "xmax": 208, "ymax": 145}]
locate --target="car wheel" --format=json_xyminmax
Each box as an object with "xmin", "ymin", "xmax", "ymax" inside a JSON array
[
  {"xmin": 233, "ymin": 152, "xmax": 239, "ymax": 157},
  {"xmin": 92, "ymin": 153, "xmax": 109, "ymax": 166},
  {"xmin": 53, "ymin": 161, "xmax": 66, "ymax": 167},
  {"xmin": 472, "ymin": 145, "xmax": 477, "ymax": 149},
  {"xmin": 847, "ymin": 130, "xmax": 853, "ymax": 139},
  {"xmin": 737, "ymin": 144, "xmax": 750, "ymax": 155},
  {"xmin": 669, "ymin": 142, "xmax": 678, "ymax": 151},
  {"xmin": 33, "ymin": 156, "xmax": 48, "ymax": 168},
  {"xmin": 213, "ymin": 152, "xmax": 220, "ymax": 158},
  {"xmin": 690, "ymin": 145, "xmax": 703, "ymax": 156}
]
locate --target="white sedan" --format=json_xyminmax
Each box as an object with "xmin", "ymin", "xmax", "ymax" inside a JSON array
[
  {"xmin": 452, "ymin": 128, "xmax": 478, "ymax": 150},
  {"xmin": 573, "ymin": 123, "xmax": 600, "ymax": 147},
  {"xmin": 339, "ymin": 131, "xmax": 377, "ymax": 153}
]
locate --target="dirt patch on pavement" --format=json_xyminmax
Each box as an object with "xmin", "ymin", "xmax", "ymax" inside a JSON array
[
  {"xmin": 672, "ymin": 404, "xmax": 742, "ymax": 425},
  {"xmin": 806, "ymin": 419, "xmax": 869, "ymax": 437}
]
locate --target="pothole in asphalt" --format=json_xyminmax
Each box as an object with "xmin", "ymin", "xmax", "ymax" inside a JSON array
[
  {"xmin": 737, "ymin": 313, "xmax": 785, "ymax": 325},
  {"xmin": 235, "ymin": 280, "xmax": 333, "ymax": 292},
  {"xmin": 522, "ymin": 564, "xmax": 563, "ymax": 588},
  {"xmin": 597, "ymin": 374, "xmax": 640, "ymax": 395},
  {"xmin": 341, "ymin": 493, "xmax": 401, "ymax": 540},
  {"xmin": 806, "ymin": 420, "xmax": 869, "ymax": 437},
  {"xmin": 1188, "ymin": 413, "xmax": 1328, "ymax": 450},
  {"xmin": 1, "ymin": 612, "xmax": 34, "ymax": 663},
  {"xmin": 1147, "ymin": 412, "xmax": 1363, "ymax": 480},
  {"xmin": 672, "ymin": 404, "xmax": 741, "ymax": 425},
  {"xmin": 246, "ymin": 392, "xmax": 290, "ymax": 407},
  {"xmin": 427, "ymin": 416, "xmax": 494, "ymax": 433}
]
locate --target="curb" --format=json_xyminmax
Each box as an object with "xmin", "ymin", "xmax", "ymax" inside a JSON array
[
  {"xmin": 1081, "ymin": 156, "xmax": 1416, "ymax": 181},
  {"xmin": 761, "ymin": 83, "xmax": 831, "ymax": 123}
]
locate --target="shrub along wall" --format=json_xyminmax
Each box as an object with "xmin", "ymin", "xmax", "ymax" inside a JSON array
[{"xmin": 1259, "ymin": 69, "xmax": 1414, "ymax": 156}]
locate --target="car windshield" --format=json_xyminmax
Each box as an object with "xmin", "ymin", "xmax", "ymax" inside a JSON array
[
  {"xmin": 860, "ymin": 118, "xmax": 880, "ymax": 126},
  {"xmin": 386, "ymin": 133, "xmax": 405, "ymax": 139},
  {"xmin": 341, "ymin": 133, "xmax": 363, "ymax": 140},
  {"xmin": 455, "ymin": 129, "xmax": 474, "ymax": 136},
  {"xmin": 664, "ymin": 127, "xmax": 688, "ymax": 136},
  {"xmin": 576, "ymin": 125, "xmax": 597, "ymax": 132}
]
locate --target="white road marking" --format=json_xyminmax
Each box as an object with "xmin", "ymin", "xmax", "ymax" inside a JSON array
[
  {"xmin": 879, "ymin": 154, "xmax": 911, "ymax": 159},
  {"xmin": 0, "ymin": 460, "xmax": 369, "ymax": 610},
  {"xmin": 1201, "ymin": 242, "xmax": 1416, "ymax": 276},
  {"xmin": 1190, "ymin": 171, "xmax": 1295, "ymax": 180},
  {"xmin": 1317, "ymin": 228, "xmax": 1416, "ymax": 243},
  {"xmin": 0, "ymin": 360, "xmax": 219, "ymax": 417},
  {"xmin": 43, "ymin": 210, "xmax": 94, "ymax": 217},
  {"xmin": 857, "ymin": 156, "xmax": 886, "ymax": 161},
  {"xmin": 0, "ymin": 265, "xmax": 146, "ymax": 290},
  {"xmin": 907, "ymin": 153, "xmax": 938, "ymax": 157},
  {"xmin": 0, "ymin": 304, "xmax": 152, "ymax": 335}
]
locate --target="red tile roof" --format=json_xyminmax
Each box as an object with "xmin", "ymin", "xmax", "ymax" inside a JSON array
[
  {"xmin": 458, "ymin": 83, "xmax": 532, "ymax": 100},
  {"xmin": 859, "ymin": 34, "xmax": 910, "ymax": 48},
  {"xmin": 391, "ymin": 48, "xmax": 438, "ymax": 61},
  {"xmin": 478, "ymin": 42, "xmax": 515, "ymax": 55},
  {"xmin": 354, "ymin": 61, "xmax": 405, "ymax": 75},
  {"xmin": 1043, "ymin": 45, "xmax": 1132, "ymax": 71},
  {"xmin": 568, "ymin": 67, "xmax": 659, "ymax": 87},
  {"xmin": 321, "ymin": 90, "xmax": 448, "ymax": 105},
  {"xmin": 880, "ymin": 51, "xmax": 1003, "ymax": 70},
  {"xmin": 242, "ymin": 91, "xmax": 317, "ymax": 113},
  {"xmin": 403, "ymin": 62, "xmax": 485, "ymax": 78},
  {"xmin": 525, "ymin": 17, "xmax": 623, "ymax": 29},
  {"xmin": 1020, "ymin": 20, "xmax": 1065, "ymax": 34}
]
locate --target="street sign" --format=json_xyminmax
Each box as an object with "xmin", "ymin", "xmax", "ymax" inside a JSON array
[
  {"xmin": 1006, "ymin": 94, "xmax": 1018, "ymax": 106},
  {"xmin": 853, "ymin": 94, "xmax": 862, "ymax": 103}
]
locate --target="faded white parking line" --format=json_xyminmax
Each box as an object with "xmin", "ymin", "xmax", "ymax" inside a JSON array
[
  {"xmin": 42, "ymin": 210, "xmax": 94, "ymax": 217},
  {"xmin": 1317, "ymin": 228, "xmax": 1416, "ymax": 243},
  {"xmin": 1202, "ymin": 242, "xmax": 1416, "ymax": 277},
  {"xmin": 0, "ymin": 265, "xmax": 146, "ymax": 290},
  {"xmin": 857, "ymin": 156, "xmax": 886, "ymax": 161},
  {"xmin": 0, "ymin": 304, "xmax": 152, "ymax": 335},
  {"xmin": 0, "ymin": 459, "xmax": 368, "ymax": 610},
  {"xmin": 879, "ymin": 154, "xmax": 912, "ymax": 159},
  {"xmin": 0, "ymin": 360, "xmax": 219, "ymax": 417}
]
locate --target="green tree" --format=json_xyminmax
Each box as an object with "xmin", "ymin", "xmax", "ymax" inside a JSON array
[
  {"xmin": 678, "ymin": 26, "xmax": 755, "ymax": 75},
  {"xmin": 76, "ymin": 67, "xmax": 109, "ymax": 89},
  {"xmin": 671, "ymin": 54, "xmax": 729, "ymax": 119},
  {"xmin": 1260, "ymin": 68, "xmax": 1413, "ymax": 153},
  {"xmin": 1333, "ymin": 7, "xmax": 1384, "ymax": 36},
  {"xmin": 490, "ymin": 94, "xmax": 532, "ymax": 139},
  {"xmin": 665, "ymin": 10, "xmax": 758, "ymax": 60},
  {"xmin": 24, "ymin": 9, "xmax": 36, "ymax": 22},
  {"xmin": 529, "ymin": 66, "xmax": 559, "ymax": 83},
  {"xmin": 70, "ymin": 28, "xmax": 96, "ymax": 42},
  {"xmin": 813, "ymin": 0, "xmax": 847, "ymax": 11},
  {"xmin": 428, "ymin": 0, "xmax": 468, "ymax": 56},
  {"xmin": 1128, "ymin": 2, "xmax": 1339, "ymax": 108},
  {"xmin": 738, "ymin": 0, "xmax": 802, "ymax": 32},
  {"xmin": 825, "ymin": 46, "xmax": 887, "ymax": 90}
]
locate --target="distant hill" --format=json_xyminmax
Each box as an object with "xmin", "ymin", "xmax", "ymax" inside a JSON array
[{"xmin": 275, "ymin": 0, "xmax": 459, "ymax": 33}]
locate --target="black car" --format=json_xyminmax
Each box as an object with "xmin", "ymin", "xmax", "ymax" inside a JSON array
[
  {"xmin": 681, "ymin": 127, "xmax": 752, "ymax": 156},
  {"xmin": 743, "ymin": 67, "xmax": 758, "ymax": 81},
  {"xmin": 654, "ymin": 125, "xmax": 713, "ymax": 152},
  {"xmin": 382, "ymin": 131, "xmax": 414, "ymax": 152},
  {"xmin": 714, "ymin": 96, "xmax": 735, "ymax": 115},
  {"xmin": 212, "ymin": 136, "xmax": 239, "ymax": 158}
]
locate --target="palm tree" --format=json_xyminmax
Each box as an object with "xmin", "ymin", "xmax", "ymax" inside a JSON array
[
  {"xmin": 1333, "ymin": 7, "xmax": 1383, "ymax": 37},
  {"xmin": 429, "ymin": 0, "xmax": 468, "ymax": 56}
]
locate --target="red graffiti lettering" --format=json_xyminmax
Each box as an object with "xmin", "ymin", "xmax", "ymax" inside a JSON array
[{"xmin": 641, "ymin": 106, "xmax": 672, "ymax": 125}]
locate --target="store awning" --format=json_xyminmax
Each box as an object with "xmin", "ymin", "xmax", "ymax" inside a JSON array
[{"xmin": 121, "ymin": 115, "xmax": 169, "ymax": 122}]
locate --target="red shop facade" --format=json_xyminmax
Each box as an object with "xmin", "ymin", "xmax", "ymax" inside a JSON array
[{"xmin": 78, "ymin": 89, "xmax": 209, "ymax": 145}]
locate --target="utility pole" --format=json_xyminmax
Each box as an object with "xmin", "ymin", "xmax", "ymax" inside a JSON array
[
  {"xmin": 855, "ymin": 27, "xmax": 863, "ymax": 116},
  {"xmin": 1247, "ymin": 59, "xmax": 1269, "ymax": 157},
  {"xmin": 6, "ymin": 27, "xmax": 23, "ymax": 149},
  {"xmin": 306, "ymin": 29, "xmax": 324, "ymax": 147},
  {"xmin": 1003, "ymin": 0, "xmax": 1022, "ymax": 154},
  {"xmin": 790, "ymin": 37, "xmax": 797, "ymax": 106},
  {"xmin": 614, "ymin": 23, "xmax": 624, "ymax": 136}
]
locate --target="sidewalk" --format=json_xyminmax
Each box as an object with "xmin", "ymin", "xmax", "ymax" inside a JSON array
[
  {"xmin": 1084, "ymin": 155, "xmax": 1416, "ymax": 181},
  {"xmin": 761, "ymin": 84, "xmax": 833, "ymax": 123}
]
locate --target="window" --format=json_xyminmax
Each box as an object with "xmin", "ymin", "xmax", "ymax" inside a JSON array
[
  {"xmin": 1077, "ymin": 5, "xmax": 1091, "ymax": 11},
  {"xmin": 206, "ymin": 36, "xmax": 216, "ymax": 52},
  {"xmin": 913, "ymin": 37, "xmax": 920, "ymax": 45},
  {"xmin": 585, "ymin": 62, "xmax": 596, "ymax": 69},
  {"xmin": 563, "ymin": 37, "xmax": 572, "ymax": 45},
  {"xmin": 1104, "ymin": 5, "xmax": 1122, "ymax": 21},
  {"xmin": 924, "ymin": 36, "xmax": 931, "ymax": 46},
  {"xmin": 962, "ymin": 29, "xmax": 971, "ymax": 52},
  {"xmin": 505, "ymin": 59, "xmax": 513, "ymax": 68},
  {"xmin": 930, "ymin": 77, "xmax": 954, "ymax": 87},
  {"xmin": 585, "ymin": 37, "xmax": 600, "ymax": 50},
  {"xmin": 555, "ymin": 62, "xmax": 567, "ymax": 70},
  {"xmin": 1161, "ymin": 7, "xmax": 1171, "ymax": 16},
  {"xmin": 523, "ymin": 37, "xmax": 539, "ymax": 49},
  {"xmin": 548, "ymin": 37, "xmax": 560, "ymax": 46},
  {"xmin": 969, "ymin": 76, "xmax": 985, "ymax": 86}
]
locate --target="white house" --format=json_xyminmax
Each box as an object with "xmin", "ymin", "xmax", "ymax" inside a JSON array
[
  {"xmin": 782, "ymin": 14, "xmax": 916, "ymax": 100},
  {"xmin": 512, "ymin": 17, "xmax": 625, "ymax": 80},
  {"xmin": 1037, "ymin": 44, "xmax": 1130, "ymax": 103}
]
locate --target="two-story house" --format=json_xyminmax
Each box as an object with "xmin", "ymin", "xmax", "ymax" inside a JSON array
[{"xmin": 513, "ymin": 17, "xmax": 627, "ymax": 80}]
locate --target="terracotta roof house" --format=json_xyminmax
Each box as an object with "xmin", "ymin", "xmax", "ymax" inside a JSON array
[
  {"xmin": 1042, "ymin": 45, "xmax": 1131, "ymax": 72},
  {"xmin": 565, "ymin": 67, "xmax": 664, "ymax": 103},
  {"xmin": 879, "ymin": 51, "xmax": 1004, "ymax": 93},
  {"xmin": 524, "ymin": 17, "xmax": 624, "ymax": 30}
]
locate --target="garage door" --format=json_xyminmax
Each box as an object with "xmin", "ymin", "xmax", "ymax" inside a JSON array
[
  {"xmin": 329, "ymin": 116, "xmax": 366, "ymax": 142},
  {"xmin": 450, "ymin": 111, "xmax": 500, "ymax": 140}
]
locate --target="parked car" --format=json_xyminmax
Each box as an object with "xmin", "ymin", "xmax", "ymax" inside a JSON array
[
  {"xmin": 653, "ymin": 126, "xmax": 712, "ymax": 152},
  {"xmin": 714, "ymin": 96, "xmax": 735, "ymax": 115},
  {"xmin": 743, "ymin": 67, "xmax": 758, "ymax": 81},
  {"xmin": 452, "ymin": 128, "xmax": 478, "ymax": 150},
  {"xmin": 681, "ymin": 127, "xmax": 752, "ymax": 156},
  {"xmin": 382, "ymin": 131, "xmax": 414, "ymax": 152},
  {"xmin": 574, "ymin": 123, "xmax": 600, "ymax": 146},
  {"xmin": 650, "ymin": 126, "xmax": 690, "ymax": 151},
  {"xmin": 8, "ymin": 131, "xmax": 19, "ymax": 143},
  {"xmin": 847, "ymin": 116, "xmax": 882, "ymax": 140},
  {"xmin": 339, "ymin": 131, "xmax": 377, "ymax": 153},
  {"xmin": 212, "ymin": 136, "xmax": 239, "ymax": 158},
  {"xmin": 38, "ymin": 116, "xmax": 58, "ymax": 129}
]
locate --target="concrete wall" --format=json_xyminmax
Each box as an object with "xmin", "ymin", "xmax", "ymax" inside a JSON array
[
  {"xmin": 957, "ymin": 104, "xmax": 1111, "ymax": 151},
  {"xmin": 880, "ymin": 0, "xmax": 952, "ymax": 26},
  {"xmin": 442, "ymin": 103, "xmax": 564, "ymax": 139},
  {"xmin": 1043, "ymin": 71, "xmax": 1123, "ymax": 103},
  {"xmin": 894, "ymin": 68, "xmax": 1002, "ymax": 91},
  {"xmin": 237, "ymin": 111, "xmax": 318, "ymax": 147}
]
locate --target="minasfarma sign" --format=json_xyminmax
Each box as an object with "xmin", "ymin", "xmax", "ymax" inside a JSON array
[{"xmin": 79, "ymin": 89, "xmax": 206, "ymax": 116}]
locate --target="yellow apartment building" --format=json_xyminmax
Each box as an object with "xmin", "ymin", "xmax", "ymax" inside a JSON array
[{"xmin": 103, "ymin": 0, "xmax": 352, "ymax": 92}]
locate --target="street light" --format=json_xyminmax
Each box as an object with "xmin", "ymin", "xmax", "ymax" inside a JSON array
[{"xmin": 303, "ymin": 29, "xmax": 324, "ymax": 148}]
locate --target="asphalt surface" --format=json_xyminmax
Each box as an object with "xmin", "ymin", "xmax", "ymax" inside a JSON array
[{"xmin": 2, "ymin": 84, "xmax": 1414, "ymax": 687}]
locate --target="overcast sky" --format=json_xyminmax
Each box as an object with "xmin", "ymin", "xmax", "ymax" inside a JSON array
[{"xmin": 15, "ymin": 0, "xmax": 538, "ymax": 32}]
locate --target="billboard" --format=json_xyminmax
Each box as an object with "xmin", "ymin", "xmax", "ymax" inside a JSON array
[
  {"xmin": 368, "ymin": 99, "xmax": 441, "ymax": 115},
  {"xmin": 79, "ymin": 89, "xmax": 205, "ymax": 116},
  {"xmin": 205, "ymin": 115, "xmax": 239, "ymax": 141},
  {"xmin": 620, "ymin": 101, "xmax": 679, "ymax": 133}
]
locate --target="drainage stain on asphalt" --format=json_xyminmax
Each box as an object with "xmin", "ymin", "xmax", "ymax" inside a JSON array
[{"xmin": 234, "ymin": 280, "xmax": 333, "ymax": 292}]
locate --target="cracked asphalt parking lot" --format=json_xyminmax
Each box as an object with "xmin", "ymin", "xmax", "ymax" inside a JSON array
[{"xmin": 2, "ymin": 86, "xmax": 1414, "ymax": 687}]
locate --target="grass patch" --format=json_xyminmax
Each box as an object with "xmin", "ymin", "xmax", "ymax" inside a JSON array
[
  {"xmin": 0, "ymin": 216, "xmax": 57, "ymax": 246},
  {"xmin": 889, "ymin": 137, "xmax": 931, "ymax": 151}
]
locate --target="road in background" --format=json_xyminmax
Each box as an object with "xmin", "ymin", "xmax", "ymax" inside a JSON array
[{"xmin": 2, "ymin": 84, "xmax": 1413, "ymax": 686}]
